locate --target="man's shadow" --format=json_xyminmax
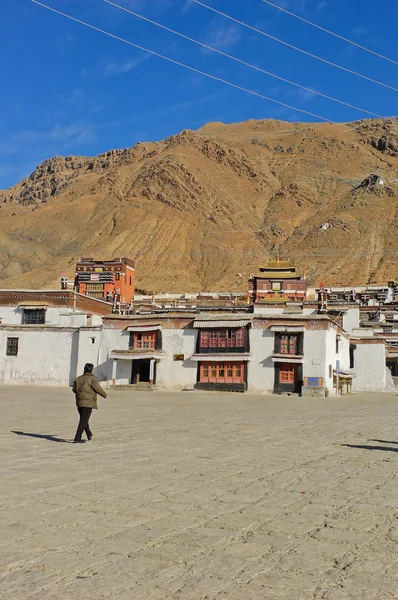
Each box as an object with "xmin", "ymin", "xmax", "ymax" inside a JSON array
[
  {"xmin": 370, "ymin": 439, "xmax": 398, "ymax": 445},
  {"xmin": 342, "ymin": 442, "xmax": 398, "ymax": 453},
  {"xmin": 11, "ymin": 431, "xmax": 71, "ymax": 443}
]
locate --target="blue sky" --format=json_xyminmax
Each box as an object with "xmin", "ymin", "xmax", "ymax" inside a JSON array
[{"xmin": 0, "ymin": 0, "xmax": 397, "ymax": 189}]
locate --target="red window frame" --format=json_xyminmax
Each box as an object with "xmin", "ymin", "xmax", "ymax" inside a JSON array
[
  {"xmin": 200, "ymin": 362, "xmax": 244, "ymax": 383},
  {"xmin": 279, "ymin": 366, "xmax": 296, "ymax": 383},
  {"xmin": 133, "ymin": 331, "xmax": 156, "ymax": 350},
  {"xmin": 200, "ymin": 329, "xmax": 245, "ymax": 349}
]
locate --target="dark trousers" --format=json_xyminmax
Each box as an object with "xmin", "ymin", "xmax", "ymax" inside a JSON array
[{"xmin": 74, "ymin": 407, "xmax": 93, "ymax": 441}]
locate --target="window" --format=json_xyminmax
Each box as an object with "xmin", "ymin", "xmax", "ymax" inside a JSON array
[
  {"xmin": 200, "ymin": 330, "xmax": 209, "ymax": 347},
  {"xmin": 336, "ymin": 336, "xmax": 340, "ymax": 354},
  {"xmin": 6, "ymin": 338, "xmax": 18, "ymax": 356},
  {"xmin": 22, "ymin": 309, "xmax": 45, "ymax": 325},
  {"xmin": 279, "ymin": 366, "xmax": 295, "ymax": 383},
  {"xmin": 130, "ymin": 277, "xmax": 132, "ymax": 285},
  {"xmin": 199, "ymin": 329, "xmax": 245, "ymax": 350},
  {"xmin": 200, "ymin": 362, "xmax": 244, "ymax": 383},
  {"xmin": 349, "ymin": 344, "xmax": 356, "ymax": 369},
  {"xmin": 276, "ymin": 334, "xmax": 300, "ymax": 355},
  {"xmin": 387, "ymin": 361, "xmax": 398, "ymax": 377},
  {"xmin": 130, "ymin": 331, "xmax": 157, "ymax": 350}
]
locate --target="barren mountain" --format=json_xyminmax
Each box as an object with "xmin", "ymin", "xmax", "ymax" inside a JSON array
[{"xmin": 0, "ymin": 118, "xmax": 397, "ymax": 293}]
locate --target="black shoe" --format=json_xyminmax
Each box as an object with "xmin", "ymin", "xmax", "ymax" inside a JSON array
[
  {"xmin": 73, "ymin": 439, "xmax": 85, "ymax": 444},
  {"xmin": 87, "ymin": 433, "xmax": 93, "ymax": 441}
]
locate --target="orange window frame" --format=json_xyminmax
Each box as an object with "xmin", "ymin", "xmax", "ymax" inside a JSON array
[
  {"xmin": 133, "ymin": 331, "xmax": 157, "ymax": 350},
  {"xmin": 279, "ymin": 366, "xmax": 296, "ymax": 383},
  {"xmin": 200, "ymin": 362, "xmax": 244, "ymax": 383},
  {"xmin": 200, "ymin": 329, "xmax": 245, "ymax": 349}
]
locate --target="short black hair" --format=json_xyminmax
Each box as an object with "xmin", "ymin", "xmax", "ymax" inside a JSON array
[{"xmin": 84, "ymin": 363, "xmax": 94, "ymax": 374}]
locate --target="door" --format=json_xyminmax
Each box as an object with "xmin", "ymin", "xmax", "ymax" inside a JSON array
[
  {"xmin": 131, "ymin": 360, "xmax": 151, "ymax": 384},
  {"xmin": 274, "ymin": 363, "xmax": 302, "ymax": 394}
]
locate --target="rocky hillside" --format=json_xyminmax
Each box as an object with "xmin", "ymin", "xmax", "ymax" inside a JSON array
[{"xmin": 0, "ymin": 118, "xmax": 397, "ymax": 292}]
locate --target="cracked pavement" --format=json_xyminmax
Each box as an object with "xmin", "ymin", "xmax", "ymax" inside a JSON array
[{"xmin": 1, "ymin": 387, "xmax": 398, "ymax": 599}]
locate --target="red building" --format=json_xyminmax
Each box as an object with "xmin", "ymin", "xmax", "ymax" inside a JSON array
[
  {"xmin": 74, "ymin": 257, "xmax": 135, "ymax": 304},
  {"xmin": 248, "ymin": 257, "xmax": 306, "ymax": 304}
]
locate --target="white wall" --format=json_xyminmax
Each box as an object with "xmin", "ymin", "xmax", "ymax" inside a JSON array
[
  {"xmin": 352, "ymin": 343, "xmax": 386, "ymax": 391},
  {"xmin": 0, "ymin": 329, "xmax": 75, "ymax": 385},
  {"xmin": 0, "ymin": 306, "xmax": 89, "ymax": 327},
  {"xmin": 93, "ymin": 327, "xmax": 199, "ymax": 389},
  {"xmin": 156, "ymin": 329, "xmax": 197, "ymax": 390},
  {"xmin": 0, "ymin": 319, "xmax": 385, "ymax": 394},
  {"xmin": 95, "ymin": 326, "xmax": 131, "ymax": 385},
  {"xmin": 342, "ymin": 307, "xmax": 360, "ymax": 333},
  {"xmin": 75, "ymin": 327, "xmax": 103, "ymax": 380},
  {"xmin": 253, "ymin": 307, "xmax": 284, "ymax": 316},
  {"xmin": 323, "ymin": 327, "xmax": 351, "ymax": 394},
  {"xmin": 303, "ymin": 329, "xmax": 328, "ymax": 386},
  {"xmin": 248, "ymin": 329, "xmax": 275, "ymax": 393}
]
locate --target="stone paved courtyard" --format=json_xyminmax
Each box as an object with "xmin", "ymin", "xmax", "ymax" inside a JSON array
[{"xmin": 1, "ymin": 386, "xmax": 398, "ymax": 599}]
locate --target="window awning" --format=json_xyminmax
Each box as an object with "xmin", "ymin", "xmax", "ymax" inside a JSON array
[
  {"xmin": 18, "ymin": 304, "xmax": 48, "ymax": 309},
  {"xmin": 191, "ymin": 354, "xmax": 251, "ymax": 362},
  {"xmin": 111, "ymin": 350, "xmax": 164, "ymax": 360},
  {"xmin": 126, "ymin": 325, "xmax": 162, "ymax": 332},
  {"xmin": 272, "ymin": 356, "xmax": 304, "ymax": 364},
  {"xmin": 270, "ymin": 326, "xmax": 305, "ymax": 332},
  {"xmin": 193, "ymin": 320, "xmax": 250, "ymax": 329}
]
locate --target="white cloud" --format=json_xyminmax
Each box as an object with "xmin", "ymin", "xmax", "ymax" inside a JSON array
[
  {"xmin": 287, "ymin": 87, "xmax": 315, "ymax": 103},
  {"xmin": 49, "ymin": 123, "xmax": 97, "ymax": 144},
  {"xmin": 0, "ymin": 123, "xmax": 97, "ymax": 157},
  {"xmin": 59, "ymin": 89, "xmax": 106, "ymax": 114},
  {"xmin": 203, "ymin": 22, "xmax": 241, "ymax": 52},
  {"xmin": 60, "ymin": 88, "xmax": 87, "ymax": 106},
  {"xmin": 99, "ymin": 54, "xmax": 150, "ymax": 78},
  {"xmin": 182, "ymin": 0, "xmax": 193, "ymax": 13}
]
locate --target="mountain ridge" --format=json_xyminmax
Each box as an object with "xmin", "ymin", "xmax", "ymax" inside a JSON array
[{"xmin": 0, "ymin": 117, "xmax": 397, "ymax": 292}]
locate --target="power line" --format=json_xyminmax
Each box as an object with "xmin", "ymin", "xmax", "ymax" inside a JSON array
[
  {"xmin": 31, "ymin": 0, "xmax": 330, "ymax": 122},
  {"xmin": 25, "ymin": 3, "xmax": 397, "ymax": 242},
  {"xmin": 192, "ymin": 0, "xmax": 398, "ymax": 94},
  {"xmin": 260, "ymin": 0, "xmax": 398, "ymax": 67},
  {"xmin": 105, "ymin": 0, "xmax": 382, "ymax": 119}
]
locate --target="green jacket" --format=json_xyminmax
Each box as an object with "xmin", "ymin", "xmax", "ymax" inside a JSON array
[{"xmin": 72, "ymin": 374, "xmax": 107, "ymax": 409}]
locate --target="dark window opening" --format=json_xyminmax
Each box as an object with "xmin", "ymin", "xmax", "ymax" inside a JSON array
[
  {"xmin": 387, "ymin": 361, "xmax": 398, "ymax": 377},
  {"xmin": 22, "ymin": 309, "xmax": 45, "ymax": 325},
  {"xmin": 274, "ymin": 333, "xmax": 303, "ymax": 356},
  {"xmin": 198, "ymin": 328, "xmax": 248, "ymax": 353},
  {"xmin": 336, "ymin": 336, "xmax": 340, "ymax": 354},
  {"xmin": 349, "ymin": 344, "xmax": 356, "ymax": 369},
  {"xmin": 129, "ymin": 331, "xmax": 157, "ymax": 350},
  {"xmin": 6, "ymin": 338, "xmax": 18, "ymax": 356}
]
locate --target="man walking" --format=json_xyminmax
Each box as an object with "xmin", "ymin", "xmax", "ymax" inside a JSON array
[{"xmin": 72, "ymin": 363, "xmax": 107, "ymax": 443}]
